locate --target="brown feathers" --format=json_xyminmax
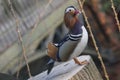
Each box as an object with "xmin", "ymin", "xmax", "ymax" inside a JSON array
[{"xmin": 64, "ymin": 11, "xmax": 78, "ymax": 30}]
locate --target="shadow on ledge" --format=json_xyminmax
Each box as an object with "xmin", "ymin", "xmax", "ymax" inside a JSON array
[{"xmin": 0, "ymin": 73, "xmax": 18, "ymax": 80}]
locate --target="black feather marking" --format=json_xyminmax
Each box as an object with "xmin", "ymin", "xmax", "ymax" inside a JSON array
[
  {"xmin": 47, "ymin": 62, "xmax": 54, "ymax": 74},
  {"xmin": 47, "ymin": 59, "xmax": 55, "ymax": 75}
]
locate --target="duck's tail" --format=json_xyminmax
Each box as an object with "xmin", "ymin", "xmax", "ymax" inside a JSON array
[{"xmin": 47, "ymin": 59, "xmax": 55, "ymax": 74}]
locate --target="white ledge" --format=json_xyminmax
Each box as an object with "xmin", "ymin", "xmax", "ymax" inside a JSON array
[{"xmin": 28, "ymin": 55, "xmax": 103, "ymax": 80}]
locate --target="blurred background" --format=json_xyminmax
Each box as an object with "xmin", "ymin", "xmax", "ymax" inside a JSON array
[{"xmin": 0, "ymin": 0, "xmax": 119, "ymax": 80}]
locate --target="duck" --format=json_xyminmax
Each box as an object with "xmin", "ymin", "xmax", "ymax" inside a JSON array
[{"xmin": 47, "ymin": 6, "xmax": 88, "ymax": 74}]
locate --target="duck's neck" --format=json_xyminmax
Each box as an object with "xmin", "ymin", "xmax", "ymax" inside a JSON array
[{"xmin": 70, "ymin": 20, "xmax": 83, "ymax": 35}]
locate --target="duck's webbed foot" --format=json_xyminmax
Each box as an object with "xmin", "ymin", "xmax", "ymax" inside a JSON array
[{"xmin": 73, "ymin": 57, "xmax": 88, "ymax": 65}]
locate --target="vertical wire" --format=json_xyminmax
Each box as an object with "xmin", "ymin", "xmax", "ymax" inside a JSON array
[
  {"xmin": 110, "ymin": 0, "xmax": 120, "ymax": 31},
  {"xmin": 76, "ymin": 0, "xmax": 109, "ymax": 80},
  {"xmin": 7, "ymin": 0, "xmax": 32, "ymax": 78},
  {"xmin": 16, "ymin": 0, "xmax": 54, "ymax": 78}
]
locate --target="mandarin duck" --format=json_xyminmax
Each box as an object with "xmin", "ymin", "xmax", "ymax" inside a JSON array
[{"xmin": 47, "ymin": 6, "xmax": 88, "ymax": 74}]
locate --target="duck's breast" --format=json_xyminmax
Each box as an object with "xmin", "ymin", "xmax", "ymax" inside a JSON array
[{"xmin": 69, "ymin": 26, "xmax": 88, "ymax": 59}]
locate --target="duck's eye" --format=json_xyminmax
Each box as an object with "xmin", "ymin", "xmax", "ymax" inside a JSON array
[
  {"xmin": 69, "ymin": 9, "xmax": 71, "ymax": 12},
  {"xmin": 65, "ymin": 7, "xmax": 75, "ymax": 13}
]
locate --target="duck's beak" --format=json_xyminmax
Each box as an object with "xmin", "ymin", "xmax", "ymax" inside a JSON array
[{"xmin": 74, "ymin": 10, "xmax": 79, "ymax": 16}]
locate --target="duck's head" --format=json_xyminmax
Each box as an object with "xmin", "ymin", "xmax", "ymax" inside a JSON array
[{"xmin": 64, "ymin": 6, "xmax": 79, "ymax": 29}]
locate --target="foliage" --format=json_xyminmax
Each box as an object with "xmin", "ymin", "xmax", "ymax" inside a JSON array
[{"xmin": 102, "ymin": 0, "xmax": 120, "ymax": 12}]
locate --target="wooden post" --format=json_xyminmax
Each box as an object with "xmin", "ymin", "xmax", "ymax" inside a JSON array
[{"xmin": 28, "ymin": 55, "xmax": 103, "ymax": 80}]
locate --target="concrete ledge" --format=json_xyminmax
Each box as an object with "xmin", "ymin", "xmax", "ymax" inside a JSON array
[{"xmin": 28, "ymin": 55, "xmax": 103, "ymax": 80}]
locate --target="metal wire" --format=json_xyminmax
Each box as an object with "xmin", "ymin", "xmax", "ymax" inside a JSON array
[
  {"xmin": 7, "ymin": 0, "xmax": 32, "ymax": 78},
  {"xmin": 76, "ymin": 0, "xmax": 109, "ymax": 80},
  {"xmin": 110, "ymin": 0, "xmax": 120, "ymax": 32}
]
